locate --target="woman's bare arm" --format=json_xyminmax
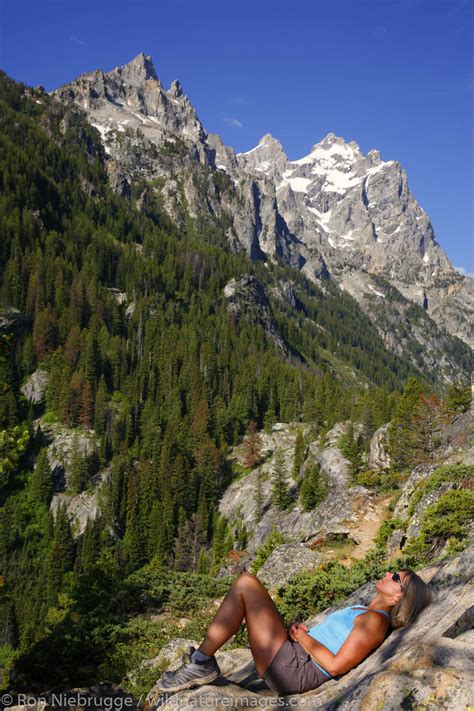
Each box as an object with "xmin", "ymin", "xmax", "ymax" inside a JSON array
[{"xmin": 295, "ymin": 612, "xmax": 388, "ymax": 676}]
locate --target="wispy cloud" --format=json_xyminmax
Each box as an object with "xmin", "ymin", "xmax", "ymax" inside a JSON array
[
  {"xmin": 373, "ymin": 26, "xmax": 387, "ymax": 37},
  {"xmin": 70, "ymin": 35, "xmax": 87, "ymax": 46},
  {"xmin": 230, "ymin": 97, "xmax": 247, "ymax": 105},
  {"xmin": 224, "ymin": 117, "xmax": 243, "ymax": 128},
  {"xmin": 455, "ymin": 266, "xmax": 474, "ymax": 279}
]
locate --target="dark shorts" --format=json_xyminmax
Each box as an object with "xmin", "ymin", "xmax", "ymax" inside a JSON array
[{"xmin": 263, "ymin": 639, "xmax": 330, "ymax": 695}]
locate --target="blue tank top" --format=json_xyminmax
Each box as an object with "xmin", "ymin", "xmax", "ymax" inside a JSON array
[{"xmin": 307, "ymin": 606, "xmax": 391, "ymax": 677}]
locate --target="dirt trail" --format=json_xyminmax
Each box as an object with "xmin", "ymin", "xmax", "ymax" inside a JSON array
[{"xmin": 339, "ymin": 494, "xmax": 393, "ymax": 565}]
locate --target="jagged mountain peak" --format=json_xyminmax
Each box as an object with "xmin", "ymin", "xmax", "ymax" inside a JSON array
[
  {"xmin": 112, "ymin": 52, "xmax": 160, "ymax": 86},
  {"xmin": 236, "ymin": 132, "xmax": 285, "ymax": 157},
  {"xmin": 258, "ymin": 132, "xmax": 283, "ymax": 147},
  {"xmin": 296, "ymin": 133, "xmax": 364, "ymax": 166},
  {"xmin": 236, "ymin": 133, "xmax": 288, "ymax": 176},
  {"xmin": 167, "ymin": 79, "xmax": 184, "ymax": 99},
  {"xmin": 53, "ymin": 52, "xmax": 205, "ymax": 146}
]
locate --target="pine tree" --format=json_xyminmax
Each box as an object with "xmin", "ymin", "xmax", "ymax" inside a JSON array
[
  {"xmin": 271, "ymin": 449, "xmax": 291, "ymax": 510},
  {"xmin": 445, "ymin": 383, "xmax": 471, "ymax": 416},
  {"xmin": 79, "ymin": 518, "xmax": 100, "ymax": 574},
  {"xmin": 409, "ymin": 393, "xmax": 445, "ymax": 464},
  {"xmin": 263, "ymin": 406, "xmax": 277, "ymax": 433},
  {"xmin": 243, "ymin": 420, "xmax": 262, "ymax": 468},
  {"xmin": 173, "ymin": 506, "xmax": 191, "ymax": 571},
  {"xmin": 124, "ymin": 467, "xmax": 147, "ymax": 570},
  {"xmin": 53, "ymin": 505, "xmax": 75, "ymax": 572},
  {"xmin": 68, "ymin": 434, "xmax": 88, "ymax": 493},
  {"xmin": 210, "ymin": 513, "xmax": 232, "ymax": 574},
  {"xmin": 387, "ymin": 377, "xmax": 424, "ymax": 471},
  {"xmin": 197, "ymin": 548, "xmax": 210, "ymax": 574},
  {"xmin": 94, "ymin": 375, "xmax": 108, "ymax": 436},
  {"xmin": 254, "ymin": 467, "xmax": 264, "ymax": 523},
  {"xmin": 343, "ymin": 422, "xmax": 364, "ymax": 478},
  {"xmin": 291, "ymin": 430, "xmax": 306, "ymax": 481},
  {"xmin": 80, "ymin": 381, "xmax": 94, "ymax": 429},
  {"xmin": 196, "ymin": 489, "xmax": 209, "ymax": 546},
  {"xmin": 147, "ymin": 500, "xmax": 164, "ymax": 561},
  {"xmin": 299, "ymin": 462, "xmax": 325, "ymax": 511},
  {"xmin": 31, "ymin": 448, "xmax": 52, "ymax": 504}
]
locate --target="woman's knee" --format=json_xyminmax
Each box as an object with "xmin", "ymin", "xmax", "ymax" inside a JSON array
[{"xmin": 236, "ymin": 571, "xmax": 262, "ymax": 588}]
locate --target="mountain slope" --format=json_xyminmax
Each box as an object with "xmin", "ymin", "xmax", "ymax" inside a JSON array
[{"xmin": 53, "ymin": 53, "xmax": 474, "ymax": 355}]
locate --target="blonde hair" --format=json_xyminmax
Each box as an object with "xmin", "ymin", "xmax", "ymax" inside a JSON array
[{"xmin": 390, "ymin": 569, "xmax": 433, "ymax": 629}]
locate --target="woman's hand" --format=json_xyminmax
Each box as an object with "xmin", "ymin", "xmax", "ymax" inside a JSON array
[{"xmin": 287, "ymin": 622, "xmax": 309, "ymax": 641}]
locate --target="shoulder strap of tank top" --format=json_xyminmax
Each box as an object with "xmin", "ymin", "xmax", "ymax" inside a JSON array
[{"xmin": 351, "ymin": 605, "xmax": 391, "ymax": 619}]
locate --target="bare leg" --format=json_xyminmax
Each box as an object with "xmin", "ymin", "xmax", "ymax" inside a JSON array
[{"xmin": 197, "ymin": 572, "xmax": 288, "ymax": 676}]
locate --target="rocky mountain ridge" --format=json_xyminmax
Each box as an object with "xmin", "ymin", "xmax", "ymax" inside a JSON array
[{"xmin": 52, "ymin": 53, "xmax": 474, "ymax": 354}]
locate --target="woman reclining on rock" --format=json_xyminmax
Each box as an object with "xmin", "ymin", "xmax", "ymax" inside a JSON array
[{"xmin": 156, "ymin": 568, "xmax": 432, "ymax": 696}]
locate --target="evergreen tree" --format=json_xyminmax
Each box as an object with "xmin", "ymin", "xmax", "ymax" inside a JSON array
[
  {"xmin": 78, "ymin": 518, "xmax": 100, "ymax": 575},
  {"xmin": 409, "ymin": 393, "xmax": 445, "ymax": 464},
  {"xmin": 341, "ymin": 422, "xmax": 364, "ymax": 478},
  {"xmin": 197, "ymin": 547, "xmax": 210, "ymax": 574},
  {"xmin": 445, "ymin": 383, "xmax": 471, "ymax": 416},
  {"xmin": 123, "ymin": 467, "xmax": 147, "ymax": 570},
  {"xmin": 299, "ymin": 462, "xmax": 325, "ymax": 511},
  {"xmin": 93, "ymin": 376, "xmax": 108, "ymax": 437},
  {"xmin": 254, "ymin": 467, "xmax": 264, "ymax": 523},
  {"xmin": 263, "ymin": 406, "xmax": 277, "ymax": 433},
  {"xmin": 173, "ymin": 506, "xmax": 192, "ymax": 571},
  {"xmin": 291, "ymin": 429, "xmax": 306, "ymax": 480},
  {"xmin": 243, "ymin": 420, "xmax": 262, "ymax": 468},
  {"xmin": 31, "ymin": 447, "xmax": 52, "ymax": 505},
  {"xmin": 387, "ymin": 377, "xmax": 424, "ymax": 471},
  {"xmin": 210, "ymin": 513, "xmax": 232, "ymax": 574},
  {"xmin": 147, "ymin": 500, "xmax": 164, "ymax": 561},
  {"xmin": 271, "ymin": 449, "xmax": 291, "ymax": 510},
  {"xmin": 68, "ymin": 434, "xmax": 88, "ymax": 493},
  {"xmin": 52, "ymin": 505, "xmax": 75, "ymax": 572}
]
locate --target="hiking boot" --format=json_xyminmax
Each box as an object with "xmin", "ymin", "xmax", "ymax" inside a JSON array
[{"xmin": 156, "ymin": 646, "xmax": 221, "ymax": 692}]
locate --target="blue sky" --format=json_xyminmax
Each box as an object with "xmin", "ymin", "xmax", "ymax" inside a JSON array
[{"xmin": 1, "ymin": 0, "xmax": 473, "ymax": 274}]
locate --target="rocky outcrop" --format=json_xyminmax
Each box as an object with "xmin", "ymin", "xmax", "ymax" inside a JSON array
[
  {"xmin": 50, "ymin": 466, "xmax": 110, "ymax": 537},
  {"xmin": 38, "ymin": 422, "xmax": 98, "ymax": 491},
  {"xmin": 223, "ymin": 276, "xmax": 291, "ymax": 359},
  {"xmin": 21, "ymin": 369, "xmax": 49, "ymax": 404},
  {"xmin": 144, "ymin": 546, "xmax": 474, "ymax": 710},
  {"xmin": 0, "ymin": 309, "xmax": 31, "ymax": 338},
  {"xmin": 33, "ymin": 419, "xmax": 109, "ymax": 536},
  {"xmin": 256, "ymin": 543, "xmax": 323, "ymax": 588},
  {"xmin": 386, "ymin": 407, "xmax": 474, "ymax": 559},
  {"xmin": 219, "ymin": 422, "xmax": 383, "ymax": 557},
  {"xmin": 368, "ymin": 424, "xmax": 391, "ymax": 471}
]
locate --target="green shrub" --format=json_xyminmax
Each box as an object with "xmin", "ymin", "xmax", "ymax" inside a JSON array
[
  {"xmin": 250, "ymin": 529, "xmax": 284, "ymax": 574},
  {"xmin": 275, "ymin": 554, "xmax": 387, "ymax": 624},
  {"xmin": 373, "ymin": 518, "xmax": 405, "ymax": 552},
  {"xmin": 404, "ymin": 489, "xmax": 474, "ymax": 563},
  {"xmin": 407, "ymin": 464, "xmax": 474, "ymax": 518},
  {"xmin": 356, "ymin": 470, "xmax": 381, "ymax": 488}
]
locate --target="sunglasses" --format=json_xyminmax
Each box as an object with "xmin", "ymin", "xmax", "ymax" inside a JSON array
[{"xmin": 391, "ymin": 572, "xmax": 405, "ymax": 592}]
